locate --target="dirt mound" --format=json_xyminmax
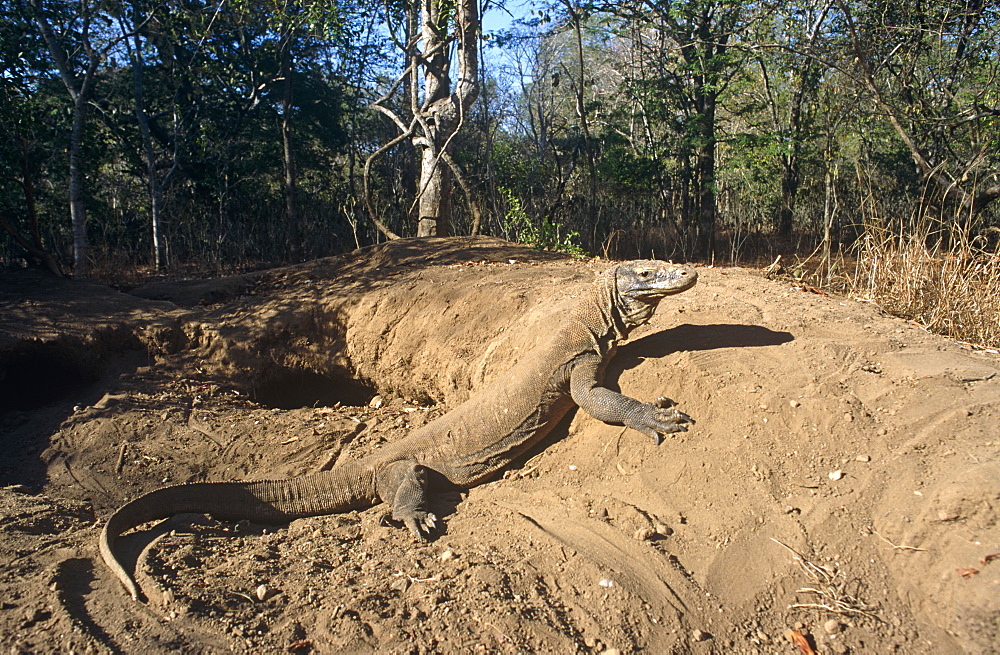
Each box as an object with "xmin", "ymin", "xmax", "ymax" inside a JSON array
[{"xmin": 1, "ymin": 237, "xmax": 998, "ymax": 653}]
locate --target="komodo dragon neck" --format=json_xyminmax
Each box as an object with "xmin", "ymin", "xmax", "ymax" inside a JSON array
[{"xmin": 101, "ymin": 260, "xmax": 697, "ymax": 600}]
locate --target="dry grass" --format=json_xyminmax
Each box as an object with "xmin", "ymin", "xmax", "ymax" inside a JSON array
[
  {"xmin": 780, "ymin": 216, "xmax": 1000, "ymax": 350},
  {"xmin": 840, "ymin": 220, "xmax": 1000, "ymax": 349}
]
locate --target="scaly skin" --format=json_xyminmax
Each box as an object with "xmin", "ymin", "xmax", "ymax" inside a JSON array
[{"xmin": 101, "ymin": 260, "xmax": 697, "ymax": 600}]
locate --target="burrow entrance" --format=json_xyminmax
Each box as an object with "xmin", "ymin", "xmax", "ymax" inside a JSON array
[
  {"xmin": 1, "ymin": 344, "xmax": 102, "ymax": 412},
  {"xmin": 248, "ymin": 367, "xmax": 377, "ymax": 410}
]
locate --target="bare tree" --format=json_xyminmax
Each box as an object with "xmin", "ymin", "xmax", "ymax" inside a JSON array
[
  {"xmin": 368, "ymin": 0, "xmax": 481, "ymax": 238},
  {"xmin": 839, "ymin": 0, "xmax": 1000, "ymax": 221},
  {"xmin": 32, "ymin": 0, "xmax": 116, "ymax": 276}
]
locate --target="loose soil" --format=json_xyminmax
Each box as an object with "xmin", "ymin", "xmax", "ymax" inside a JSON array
[{"xmin": 1, "ymin": 236, "xmax": 998, "ymax": 654}]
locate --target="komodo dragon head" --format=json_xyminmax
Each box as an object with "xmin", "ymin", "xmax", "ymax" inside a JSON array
[{"xmin": 609, "ymin": 260, "xmax": 698, "ymax": 329}]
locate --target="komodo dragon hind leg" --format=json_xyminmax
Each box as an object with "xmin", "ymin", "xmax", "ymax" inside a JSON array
[{"xmin": 376, "ymin": 460, "xmax": 437, "ymax": 540}]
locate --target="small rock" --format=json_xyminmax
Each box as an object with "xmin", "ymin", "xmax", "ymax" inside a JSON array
[
  {"xmin": 653, "ymin": 522, "xmax": 673, "ymax": 536},
  {"xmin": 855, "ymin": 454, "xmax": 871, "ymax": 462},
  {"xmin": 789, "ymin": 400, "xmax": 801, "ymax": 408},
  {"xmin": 844, "ymin": 412, "xmax": 854, "ymax": 422},
  {"xmin": 255, "ymin": 584, "xmax": 269, "ymax": 601},
  {"xmin": 598, "ymin": 578, "xmax": 615, "ymax": 588},
  {"xmin": 824, "ymin": 618, "xmax": 842, "ymax": 634},
  {"xmin": 368, "ymin": 395, "xmax": 384, "ymax": 409},
  {"xmin": 634, "ymin": 527, "xmax": 656, "ymax": 541},
  {"xmin": 692, "ymin": 629, "xmax": 711, "ymax": 641},
  {"xmin": 440, "ymin": 550, "xmax": 455, "ymax": 561},
  {"xmin": 94, "ymin": 393, "xmax": 126, "ymax": 410},
  {"xmin": 568, "ymin": 464, "xmax": 578, "ymax": 471},
  {"xmin": 829, "ymin": 469, "xmax": 844, "ymax": 481}
]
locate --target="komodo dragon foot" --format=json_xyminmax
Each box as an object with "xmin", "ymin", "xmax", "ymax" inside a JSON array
[
  {"xmin": 631, "ymin": 397, "xmax": 693, "ymax": 445},
  {"xmin": 377, "ymin": 460, "xmax": 438, "ymax": 540}
]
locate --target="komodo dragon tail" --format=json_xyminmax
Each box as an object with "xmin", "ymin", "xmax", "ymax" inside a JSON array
[{"xmin": 100, "ymin": 462, "xmax": 377, "ymax": 600}]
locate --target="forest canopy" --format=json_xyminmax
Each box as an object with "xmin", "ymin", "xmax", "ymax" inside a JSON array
[{"xmin": 3, "ymin": 0, "xmax": 999, "ymax": 346}]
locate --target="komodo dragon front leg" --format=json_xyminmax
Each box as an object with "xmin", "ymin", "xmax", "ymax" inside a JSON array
[{"xmin": 569, "ymin": 354, "xmax": 691, "ymax": 445}]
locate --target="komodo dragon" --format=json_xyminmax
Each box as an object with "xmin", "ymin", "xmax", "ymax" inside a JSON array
[{"xmin": 101, "ymin": 260, "xmax": 697, "ymax": 600}]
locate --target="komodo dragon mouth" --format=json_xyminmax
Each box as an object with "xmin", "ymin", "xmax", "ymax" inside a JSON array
[{"xmin": 101, "ymin": 260, "xmax": 698, "ymax": 601}]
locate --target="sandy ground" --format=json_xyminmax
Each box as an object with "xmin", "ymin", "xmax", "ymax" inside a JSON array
[{"xmin": 1, "ymin": 236, "xmax": 998, "ymax": 654}]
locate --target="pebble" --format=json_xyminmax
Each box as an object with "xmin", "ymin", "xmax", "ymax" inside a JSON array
[
  {"xmin": 255, "ymin": 584, "xmax": 269, "ymax": 601},
  {"xmin": 368, "ymin": 395, "xmax": 384, "ymax": 409},
  {"xmin": 440, "ymin": 550, "xmax": 455, "ymax": 561},
  {"xmin": 789, "ymin": 400, "xmax": 801, "ymax": 408},
  {"xmin": 634, "ymin": 527, "xmax": 656, "ymax": 541},
  {"xmin": 824, "ymin": 619, "xmax": 842, "ymax": 634},
  {"xmin": 829, "ymin": 469, "xmax": 844, "ymax": 481},
  {"xmin": 855, "ymin": 454, "xmax": 871, "ymax": 462},
  {"xmin": 692, "ymin": 629, "xmax": 711, "ymax": 641},
  {"xmin": 598, "ymin": 578, "xmax": 615, "ymax": 588}
]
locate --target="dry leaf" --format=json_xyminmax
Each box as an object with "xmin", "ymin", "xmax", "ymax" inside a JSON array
[
  {"xmin": 956, "ymin": 568, "xmax": 979, "ymax": 579},
  {"xmin": 788, "ymin": 629, "xmax": 817, "ymax": 655},
  {"xmin": 980, "ymin": 553, "xmax": 999, "ymax": 566}
]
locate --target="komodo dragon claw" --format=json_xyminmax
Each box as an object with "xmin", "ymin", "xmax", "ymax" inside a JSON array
[{"xmin": 395, "ymin": 510, "xmax": 437, "ymax": 541}]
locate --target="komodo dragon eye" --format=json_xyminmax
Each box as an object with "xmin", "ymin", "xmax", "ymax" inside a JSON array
[{"xmin": 638, "ymin": 270, "xmax": 651, "ymax": 278}]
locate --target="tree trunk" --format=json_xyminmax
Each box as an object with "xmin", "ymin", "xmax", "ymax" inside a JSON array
[
  {"xmin": 416, "ymin": 148, "xmax": 451, "ymax": 236},
  {"xmin": 695, "ymin": 93, "xmax": 717, "ymax": 259},
  {"xmin": 33, "ymin": 0, "xmax": 100, "ymax": 277},
  {"xmin": 281, "ymin": 37, "xmax": 302, "ymax": 259},
  {"xmin": 777, "ymin": 68, "xmax": 805, "ymax": 238},
  {"xmin": 127, "ymin": 20, "xmax": 169, "ymax": 272},
  {"xmin": 413, "ymin": 0, "xmax": 479, "ymax": 237},
  {"xmin": 68, "ymin": 96, "xmax": 90, "ymax": 275}
]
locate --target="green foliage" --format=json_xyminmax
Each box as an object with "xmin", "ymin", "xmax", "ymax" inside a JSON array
[
  {"xmin": 597, "ymin": 144, "xmax": 663, "ymax": 193},
  {"xmin": 499, "ymin": 187, "xmax": 586, "ymax": 258},
  {"xmin": 4, "ymin": 0, "xmax": 1000, "ymax": 277}
]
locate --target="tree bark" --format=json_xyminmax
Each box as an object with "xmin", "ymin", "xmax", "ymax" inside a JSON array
[
  {"xmin": 413, "ymin": 0, "xmax": 479, "ymax": 237},
  {"xmin": 695, "ymin": 93, "xmax": 717, "ymax": 259},
  {"xmin": 280, "ymin": 34, "xmax": 302, "ymax": 259}
]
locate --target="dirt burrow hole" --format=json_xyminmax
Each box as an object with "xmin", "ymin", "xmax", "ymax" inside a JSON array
[{"xmin": 247, "ymin": 366, "xmax": 376, "ymax": 410}]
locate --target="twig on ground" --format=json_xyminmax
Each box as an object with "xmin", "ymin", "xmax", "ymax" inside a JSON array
[
  {"xmin": 873, "ymin": 529, "xmax": 927, "ymax": 552},
  {"xmin": 771, "ymin": 537, "xmax": 879, "ymax": 619}
]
